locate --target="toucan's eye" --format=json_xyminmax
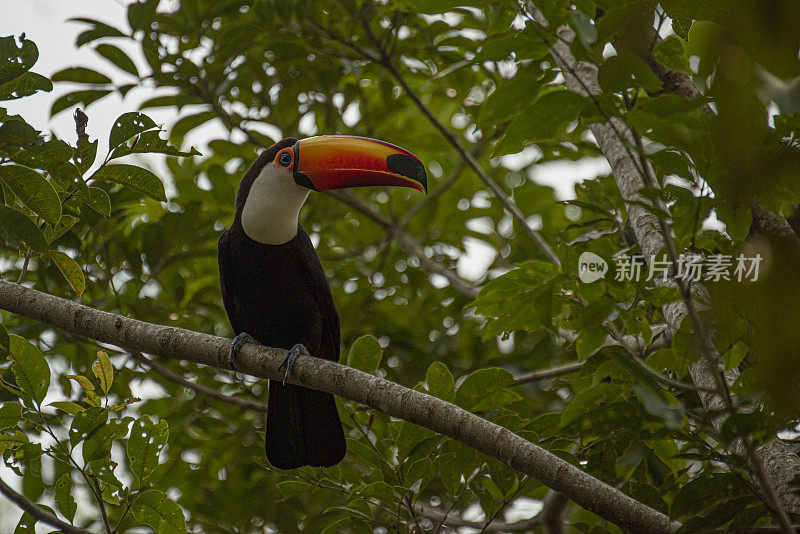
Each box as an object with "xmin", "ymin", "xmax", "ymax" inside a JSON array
[{"xmin": 278, "ymin": 152, "xmax": 292, "ymax": 167}]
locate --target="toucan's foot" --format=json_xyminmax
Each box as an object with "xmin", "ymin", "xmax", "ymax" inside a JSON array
[
  {"xmin": 278, "ymin": 344, "xmax": 309, "ymax": 385},
  {"xmin": 229, "ymin": 332, "xmax": 255, "ymax": 369}
]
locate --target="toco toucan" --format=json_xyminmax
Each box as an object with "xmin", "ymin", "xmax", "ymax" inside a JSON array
[{"xmin": 218, "ymin": 136, "xmax": 426, "ymax": 470}]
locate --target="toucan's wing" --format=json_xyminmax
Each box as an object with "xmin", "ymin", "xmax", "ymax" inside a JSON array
[
  {"xmin": 296, "ymin": 226, "xmax": 341, "ymax": 361},
  {"xmin": 218, "ymin": 229, "xmax": 244, "ymax": 335}
]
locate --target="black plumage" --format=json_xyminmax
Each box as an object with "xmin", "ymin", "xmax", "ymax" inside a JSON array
[{"xmin": 218, "ymin": 138, "xmax": 346, "ymax": 469}]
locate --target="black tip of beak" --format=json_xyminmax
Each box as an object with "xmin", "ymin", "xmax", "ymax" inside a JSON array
[{"xmin": 387, "ymin": 154, "xmax": 427, "ymax": 192}]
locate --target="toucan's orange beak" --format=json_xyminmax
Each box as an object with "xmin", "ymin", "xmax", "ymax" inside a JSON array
[{"xmin": 290, "ymin": 136, "xmax": 427, "ymax": 193}]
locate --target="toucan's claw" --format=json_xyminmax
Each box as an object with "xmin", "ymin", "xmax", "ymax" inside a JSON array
[
  {"xmin": 278, "ymin": 344, "xmax": 309, "ymax": 385},
  {"xmin": 229, "ymin": 332, "xmax": 254, "ymax": 369}
]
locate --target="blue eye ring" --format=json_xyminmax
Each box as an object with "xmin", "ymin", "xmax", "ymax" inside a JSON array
[{"xmin": 278, "ymin": 152, "xmax": 292, "ymax": 167}]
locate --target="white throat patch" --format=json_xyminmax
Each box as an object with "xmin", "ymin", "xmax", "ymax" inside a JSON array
[{"xmin": 241, "ymin": 164, "xmax": 310, "ymax": 245}]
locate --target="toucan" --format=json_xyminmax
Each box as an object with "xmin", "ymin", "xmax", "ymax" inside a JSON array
[{"xmin": 218, "ymin": 136, "xmax": 426, "ymax": 470}]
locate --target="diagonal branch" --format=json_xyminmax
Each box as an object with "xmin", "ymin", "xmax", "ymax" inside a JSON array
[
  {"xmin": 0, "ymin": 279, "xmax": 677, "ymax": 534},
  {"xmin": 0, "ymin": 477, "xmax": 90, "ymax": 534},
  {"xmin": 377, "ymin": 57, "xmax": 561, "ymax": 267},
  {"xmin": 129, "ymin": 351, "xmax": 268, "ymax": 412},
  {"xmin": 328, "ymin": 190, "xmax": 481, "ymax": 297},
  {"xmin": 512, "ymin": 361, "xmax": 585, "ymax": 385},
  {"xmin": 321, "ymin": 17, "xmax": 560, "ymax": 266}
]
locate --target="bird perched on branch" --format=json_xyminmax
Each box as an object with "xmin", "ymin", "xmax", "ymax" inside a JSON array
[{"xmin": 218, "ymin": 136, "xmax": 426, "ymax": 469}]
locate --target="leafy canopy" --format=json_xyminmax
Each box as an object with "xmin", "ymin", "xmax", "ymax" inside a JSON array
[{"xmin": 1, "ymin": 0, "xmax": 799, "ymax": 532}]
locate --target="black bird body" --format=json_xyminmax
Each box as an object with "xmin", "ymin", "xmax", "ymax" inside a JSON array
[
  {"xmin": 218, "ymin": 136, "xmax": 425, "ymax": 470},
  {"xmin": 218, "ymin": 223, "xmax": 346, "ymax": 469}
]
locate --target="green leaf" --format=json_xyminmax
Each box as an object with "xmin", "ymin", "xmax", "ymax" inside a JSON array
[
  {"xmin": 50, "ymin": 89, "xmax": 113, "ymax": 116},
  {"xmin": 561, "ymin": 383, "xmax": 625, "ymax": 428},
  {"xmin": 0, "ymin": 165, "xmax": 61, "ymax": 224},
  {"xmin": 0, "ymin": 401, "xmax": 22, "ymax": 430},
  {"xmin": 671, "ymin": 472, "xmax": 752, "ymax": 519},
  {"xmin": 70, "ymin": 17, "xmax": 127, "ymax": 47},
  {"xmin": 128, "ymin": 1, "xmax": 158, "ymax": 32},
  {"xmin": 95, "ymin": 43, "xmax": 139, "ymax": 77},
  {"xmin": 133, "ymin": 490, "xmax": 187, "ymax": 534},
  {"xmin": 654, "ymin": 35, "xmax": 691, "ymax": 73},
  {"xmin": 576, "ymin": 326, "xmax": 607, "ymax": 360},
  {"xmin": 276, "ymin": 480, "xmax": 311, "ymax": 497},
  {"xmin": 8, "ymin": 335, "xmax": 50, "ymax": 405},
  {"xmin": 634, "ymin": 385, "xmax": 684, "ymax": 429},
  {"xmin": 74, "ymin": 137, "xmax": 98, "ymax": 174},
  {"xmin": 0, "ymin": 115, "xmax": 40, "ymax": 146},
  {"xmin": 92, "ymin": 164, "xmax": 166, "ymax": 201},
  {"xmin": 724, "ymin": 342, "xmax": 748, "ymax": 371},
  {"xmin": 425, "ymin": 361, "xmax": 455, "ymax": 401},
  {"xmin": 49, "ymin": 250, "xmax": 85, "ymax": 297},
  {"xmin": 647, "ymin": 286, "xmax": 683, "ymax": 306},
  {"xmin": 169, "ymin": 110, "xmax": 218, "ymax": 142},
  {"xmin": 127, "ymin": 415, "xmax": 169, "ymax": 484},
  {"xmin": 493, "ymin": 90, "xmax": 587, "ymax": 155},
  {"xmin": 454, "ymin": 367, "xmax": 513, "ymax": 411},
  {"xmin": 109, "ymin": 111, "xmax": 157, "ymax": 149},
  {"xmin": 55, "ymin": 474, "xmax": 77, "ymax": 522},
  {"xmin": 478, "ymin": 69, "xmax": 548, "ymax": 129},
  {"xmin": 52, "ymin": 66, "xmax": 112, "ymax": 84},
  {"xmin": 0, "ymin": 36, "xmax": 38, "ymax": 84},
  {"xmin": 69, "ymin": 407, "xmax": 106, "ymax": 446},
  {"xmin": 346, "ymin": 335, "xmax": 383, "ymax": 375},
  {"xmin": 45, "ymin": 215, "xmax": 78, "ymax": 244},
  {"xmin": 83, "ymin": 187, "xmax": 111, "ymax": 216},
  {"xmin": 598, "ymin": 52, "xmax": 663, "ymax": 93},
  {"xmin": 0, "ymin": 205, "xmax": 47, "ymax": 249},
  {"xmin": 0, "ymin": 321, "xmax": 8, "ymax": 355},
  {"xmin": 0, "ymin": 430, "xmax": 28, "ymax": 454},
  {"xmin": 83, "ymin": 417, "xmax": 129, "ymax": 462},
  {"xmin": 0, "ymin": 71, "xmax": 52, "ymax": 100},
  {"xmin": 93, "ymin": 349, "xmax": 114, "ymax": 394},
  {"xmin": 49, "ymin": 401, "xmax": 85, "ymax": 415},
  {"xmin": 14, "ymin": 512, "xmax": 35, "ymax": 533},
  {"xmin": 64, "ymin": 374, "xmax": 100, "ymax": 407},
  {"xmin": 111, "ymin": 130, "xmax": 201, "ymax": 159},
  {"xmin": 10, "ymin": 140, "xmax": 76, "ymax": 182}
]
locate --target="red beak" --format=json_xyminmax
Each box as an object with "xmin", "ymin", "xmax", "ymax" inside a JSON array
[{"xmin": 290, "ymin": 136, "xmax": 427, "ymax": 193}]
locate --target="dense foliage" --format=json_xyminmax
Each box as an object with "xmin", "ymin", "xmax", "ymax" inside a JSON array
[{"xmin": 1, "ymin": 0, "xmax": 799, "ymax": 532}]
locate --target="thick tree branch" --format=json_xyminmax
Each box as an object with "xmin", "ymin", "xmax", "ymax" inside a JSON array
[
  {"xmin": 0, "ymin": 477, "xmax": 90, "ymax": 534},
  {"xmin": 525, "ymin": 2, "xmax": 800, "ymax": 519},
  {"xmin": 0, "ymin": 279, "xmax": 677, "ymax": 534},
  {"xmin": 129, "ymin": 351, "xmax": 269, "ymax": 412}
]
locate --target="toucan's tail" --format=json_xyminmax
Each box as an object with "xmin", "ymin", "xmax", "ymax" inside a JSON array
[{"xmin": 265, "ymin": 380, "xmax": 346, "ymax": 470}]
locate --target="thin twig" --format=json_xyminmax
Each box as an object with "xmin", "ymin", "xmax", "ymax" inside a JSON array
[
  {"xmin": 89, "ymin": 473, "xmax": 113, "ymax": 534},
  {"xmin": 328, "ymin": 190, "xmax": 480, "ymax": 297},
  {"xmin": 478, "ymin": 476, "xmax": 530, "ymax": 534},
  {"xmin": 16, "ymin": 247, "xmax": 33, "ymax": 283},
  {"xmin": 431, "ymin": 464, "xmax": 485, "ymax": 534},
  {"xmin": 0, "ymin": 477, "xmax": 91, "ymax": 534},
  {"xmin": 377, "ymin": 56, "xmax": 561, "ymax": 266},
  {"xmin": 606, "ymin": 323, "xmax": 716, "ymax": 394},
  {"xmin": 320, "ymin": 15, "xmax": 560, "ymax": 266},
  {"xmin": 129, "ymin": 351, "xmax": 268, "ymax": 412},
  {"xmin": 512, "ymin": 362, "xmax": 585, "ymax": 385}
]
